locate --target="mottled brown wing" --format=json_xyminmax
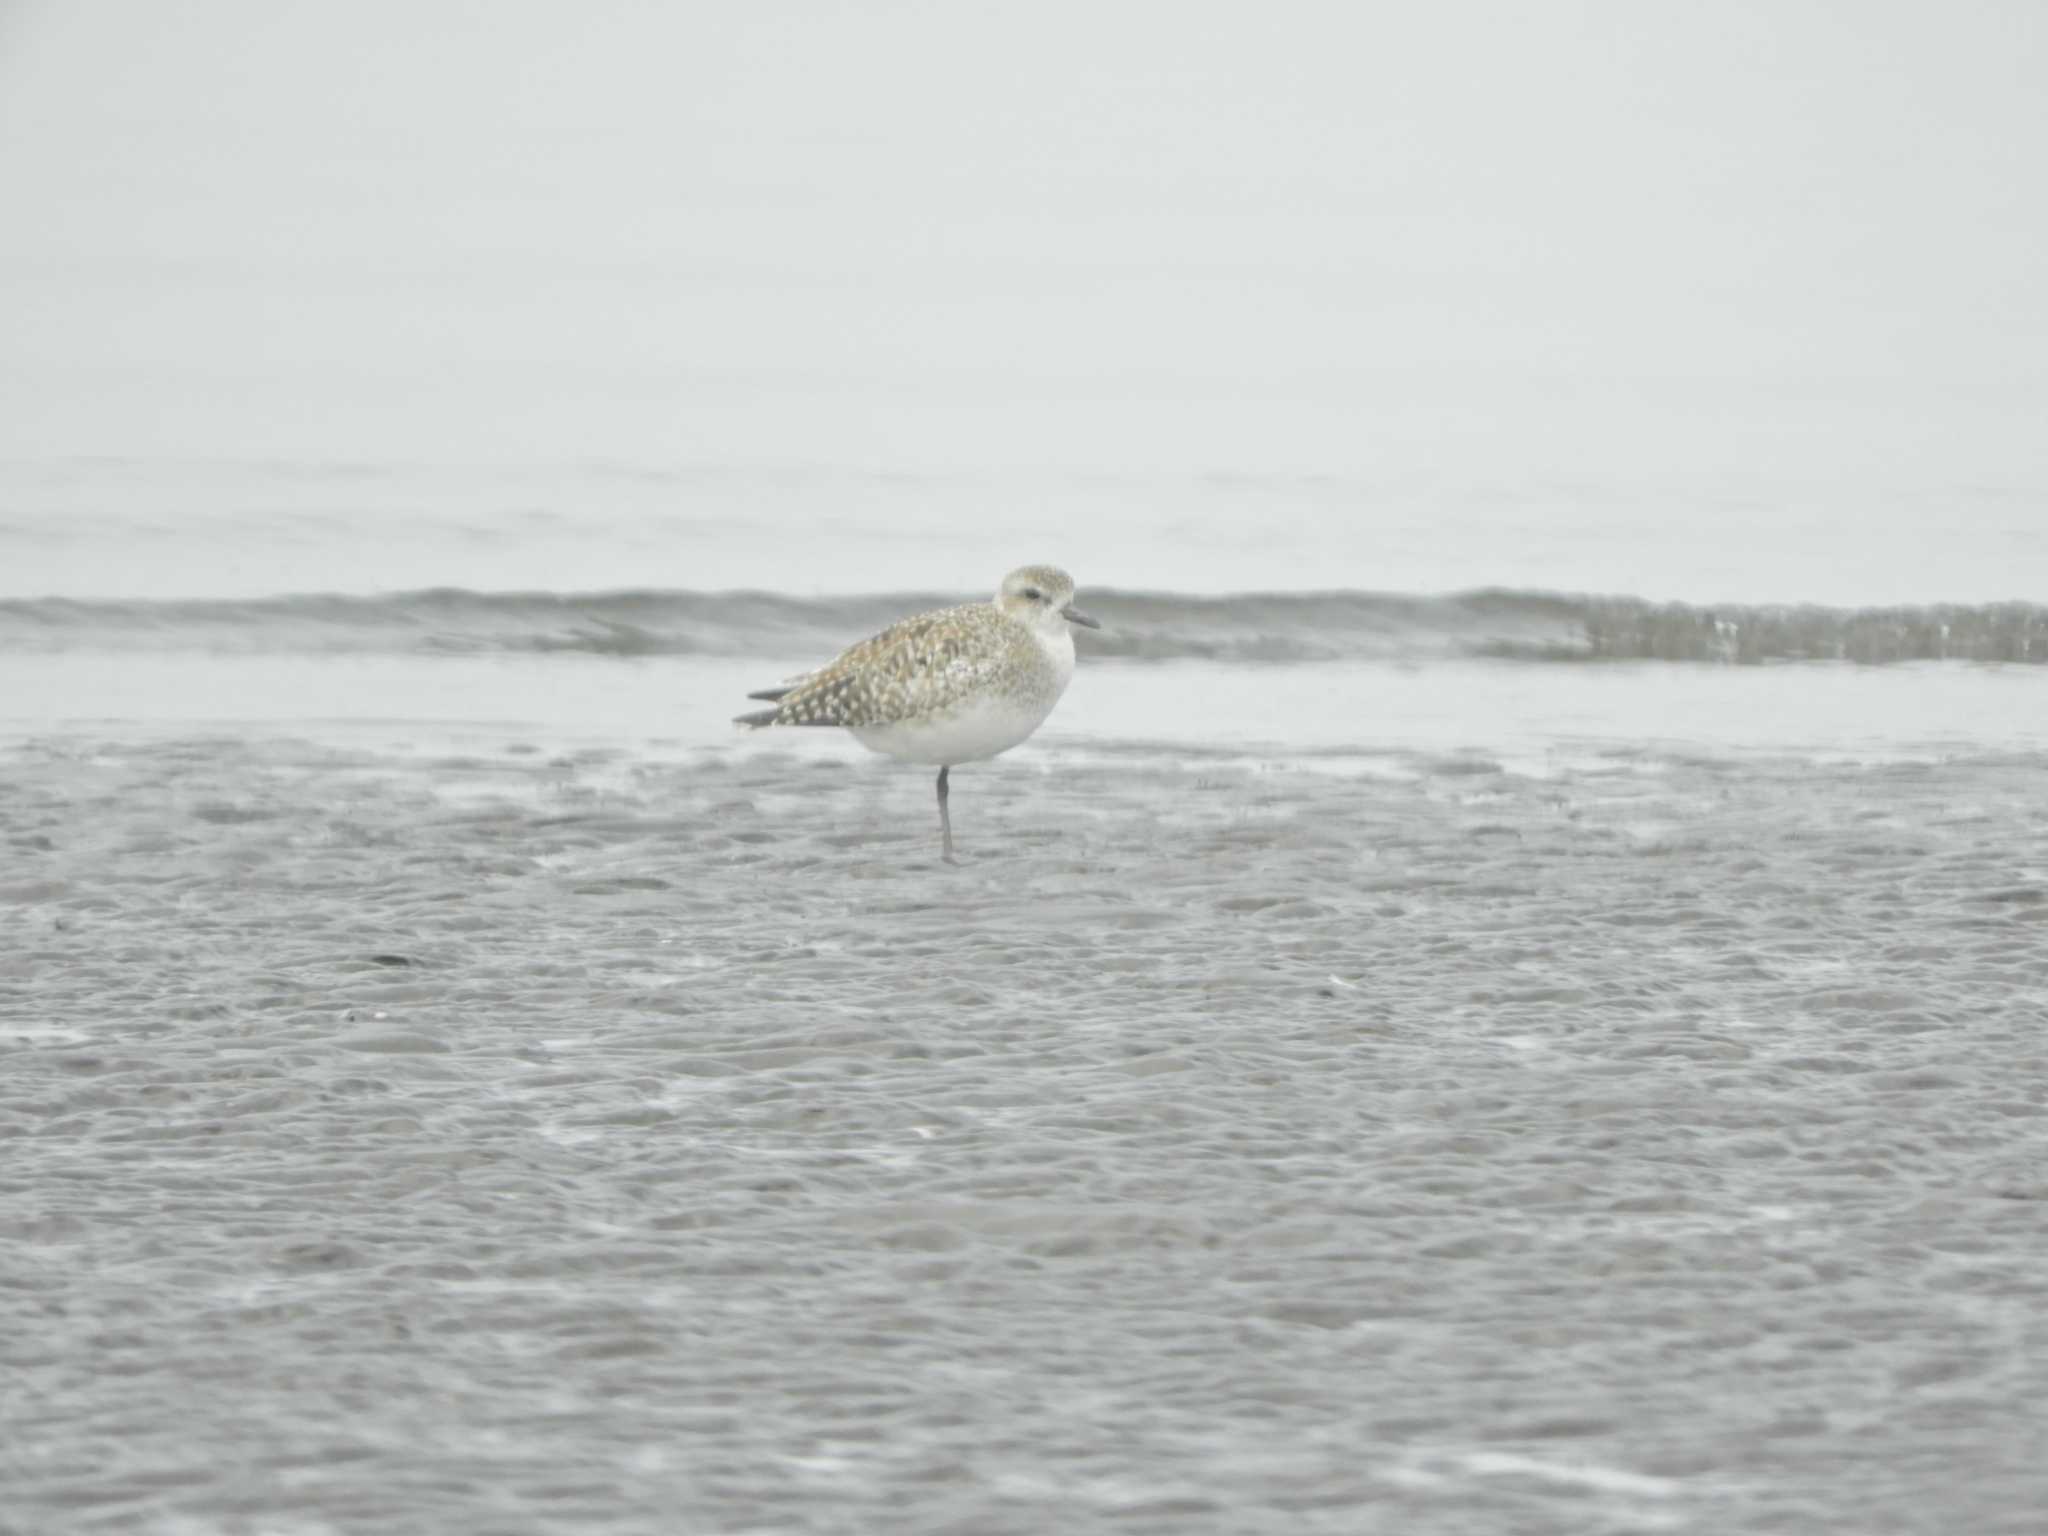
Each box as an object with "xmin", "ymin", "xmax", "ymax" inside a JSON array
[{"xmin": 747, "ymin": 605, "xmax": 1010, "ymax": 729}]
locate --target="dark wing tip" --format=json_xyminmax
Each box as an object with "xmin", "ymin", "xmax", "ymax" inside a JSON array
[
  {"xmin": 746, "ymin": 686, "xmax": 794, "ymax": 702},
  {"xmin": 733, "ymin": 707, "xmax": 781, "ymax": 728}
]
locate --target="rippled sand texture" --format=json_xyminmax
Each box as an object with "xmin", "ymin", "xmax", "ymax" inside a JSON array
[{"xmin": 5, "ymin": 734, "xmax": 2048, "ymax": 1535}]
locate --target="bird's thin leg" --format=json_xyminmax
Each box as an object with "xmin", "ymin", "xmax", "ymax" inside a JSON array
[{"xmin": 937, "ymin": 766, "xmax": 956, "ymax": 863}]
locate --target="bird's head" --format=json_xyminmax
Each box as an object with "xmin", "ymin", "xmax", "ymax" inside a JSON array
[{"xmin": 997, "ymin": 564, "xmax": 1100, "ymax": 634}]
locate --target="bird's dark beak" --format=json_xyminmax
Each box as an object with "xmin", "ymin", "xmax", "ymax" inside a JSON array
[{"xmin": 1061, "ymin": 604, "xmax": 1101, "ymax": 630}]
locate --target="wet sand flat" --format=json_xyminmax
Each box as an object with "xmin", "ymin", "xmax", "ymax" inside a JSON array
[{"xmin": 4, "ymin": 732, "xmax": 2047, "ymax": 1534}]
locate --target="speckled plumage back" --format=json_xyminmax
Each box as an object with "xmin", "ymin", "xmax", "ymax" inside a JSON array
[{"xmin": 751, "ymin": 601, "xmax": 1065, "ymax": 730}]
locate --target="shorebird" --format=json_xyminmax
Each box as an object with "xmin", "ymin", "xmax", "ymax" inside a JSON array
[{"xmin": 734, "ymin": 564, "xmax": 1100, "ymax": 860}]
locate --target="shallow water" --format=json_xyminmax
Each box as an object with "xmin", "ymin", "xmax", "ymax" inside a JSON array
[
  {"xmin": 7, "ymin": 651, "xmax": 2048, "ymax": 766},
  {"xmin": 5, "ymin": 724, "xmax": 2047, "ymax": 1533},
  {"xmin": 6, "ymin": 4, "xmax": 2045, "ymax": 1524}
]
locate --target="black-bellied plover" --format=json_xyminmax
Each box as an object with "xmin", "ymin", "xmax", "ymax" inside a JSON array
[{"xmin": 734, "ymin": 564, "xmax": 1100, "ymax": 861}]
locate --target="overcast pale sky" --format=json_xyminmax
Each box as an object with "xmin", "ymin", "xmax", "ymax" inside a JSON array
[{"xmin": 0, "ymin": 1, "xmax": 2043, "ymax": 591}]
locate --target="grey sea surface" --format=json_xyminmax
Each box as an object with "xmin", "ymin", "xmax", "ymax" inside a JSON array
[
  {"xmin": 5, "ymin": 4, "xmax": 2045, "ymax": 1526},
  {"xmin": 6, "ymin": 665, "xmax": 2048, "ymax": 1533}
]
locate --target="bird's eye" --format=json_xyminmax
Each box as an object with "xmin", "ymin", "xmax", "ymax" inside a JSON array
[{"xmin": 1022, "ymin": 587, "xmax": 1043, "ymax": 601}]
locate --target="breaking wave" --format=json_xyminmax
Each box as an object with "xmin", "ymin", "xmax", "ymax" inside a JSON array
[{"xmin": 2, "ymin": 587, "xmax": 2044, "ymax": 665}]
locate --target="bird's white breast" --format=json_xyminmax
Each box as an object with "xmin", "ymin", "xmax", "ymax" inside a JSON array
[
  {"xmin": 851, "ymin": 621, "xmax": 1076, "ymax": 766},
  {"xmin": 1034, "ymin": 621, "xmax": 1078, "ymax": 693}
]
